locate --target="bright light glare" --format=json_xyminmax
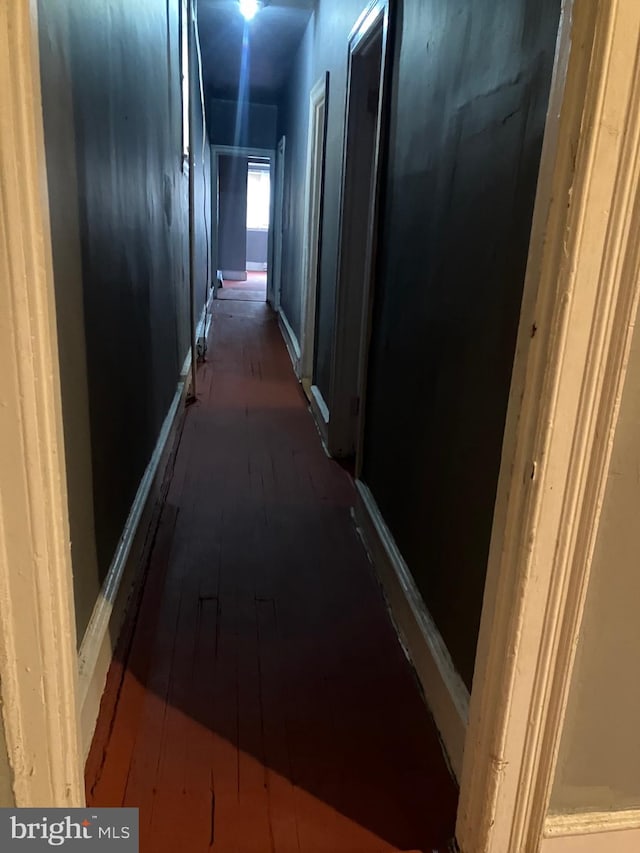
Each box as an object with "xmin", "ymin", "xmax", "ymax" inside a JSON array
[{"xmin": 239, "ymin": 0, "xmax": 259, "ymax": 21}]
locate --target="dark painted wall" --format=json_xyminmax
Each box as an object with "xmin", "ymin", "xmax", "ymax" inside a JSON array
[
  {"xmin": 219, "ymin": 156, "xmax": 248, "ymax": 273},
  {"xmin": 38, "ymin": 0, "xmax": 210, "ymax": 640},
  {"xmin": 362, "ymin": 0, "xmax": 561, "ymax": 688},
  {"xmin": 208, "ymin": 98, "xmax": 278, "ymax": 150},
  {"xmin": 192, "ymin": 39, "xmax": 213, "ymax": 320},
  {"xmin": 38, "ymin": 4, "xmax": 102, "ymax": 641},
  {"xmin": 247, "ymin": 229, "xmax": 269, "ymax": 265}
]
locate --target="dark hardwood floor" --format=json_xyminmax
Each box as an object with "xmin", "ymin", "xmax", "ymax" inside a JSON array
[{"xmin": 85, "ymin": 300, "xmax": 458, "ymax": 853}]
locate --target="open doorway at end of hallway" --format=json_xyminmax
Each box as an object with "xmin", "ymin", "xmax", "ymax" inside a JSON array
[{"xmin": 213, "ymin": 150, "xmax": 274, "ymax": 304}]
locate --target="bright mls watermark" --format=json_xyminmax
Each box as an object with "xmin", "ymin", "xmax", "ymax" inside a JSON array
[{"xmin": 0, "ymin": 809, "xmax": 138, "ymax": 851}]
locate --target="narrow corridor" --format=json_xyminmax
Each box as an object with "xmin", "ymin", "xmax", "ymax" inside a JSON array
[{"xmin": 86, "ymin": 301, "xmax": 458, "ymax": 852}]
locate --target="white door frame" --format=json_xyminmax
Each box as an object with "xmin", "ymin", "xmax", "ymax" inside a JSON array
[
  {"xmin": 328, "ymin": 0, "xmax": 389, "ymax": 462},
  {"xmin": 0, "ymin": 0, "xmax": 84, "ymax": 806},
  {"xmin": 457, "ymin": 1, "xmax": 640, "ymax": 851},
  {"xmin": 210, "ymin": 145, "xmax": 276, "ymax": 302},
  {"xmin": 273, "ymin": 135, "xmax": 286, "ymax": 311},
  {"xmin": 300, "ymin": 73, "xmax": 329, "ymax": 391}
]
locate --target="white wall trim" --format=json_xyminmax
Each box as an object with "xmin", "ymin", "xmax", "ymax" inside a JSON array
[
  {"xmin": 0, "ymin": 0, "xmax": 84, "ymax": 806},
  {"xmin": 79, "ymin": 295, "xmax": 210, "ymax": 755},
  {"xmin": 191, "ymin": 288, "xmax": 213, "ymax": 368},
  {"xmin": 457, "ymin": 2, "xmax": 640, "ymax": 851},
  {"xmin": 354, "ymin": 480, "xmax": 469, "ymax": 781},
  {"xmin": 278, "ymin": 307, "xmax": 302, "ymax": 376},
  {"xmin": 300, "ymin": 74, "xmax": 329, "ymax": 384},
  {"xmin": 273, "ymin": 135, "xmax": 286, "ymax": 311},
  {"xmin": 545, "ymin": 811, "xmax": 640, "ymax": 838},
  {"xmin": 309, "ymin": 384, "xmax": 330, "ymax": 447},
  {"xmin": 542, "ymin": 816, "xmax": 640, "ymax": 853},
  {"xmin": 311, "ymin": 385, "xmax": 330, "ymax": 423}
]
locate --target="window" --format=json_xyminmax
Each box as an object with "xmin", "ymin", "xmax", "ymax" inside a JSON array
[{"xmin": 246, "ymin": 165, "xmax": 271, "ymax": 230}]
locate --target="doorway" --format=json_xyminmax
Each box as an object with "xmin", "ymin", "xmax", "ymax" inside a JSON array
[
  {"xmin": 211, "ymin": 145, "xmax": 276, "ymax": 304},
  {"xmin": 273, "ymin": 136, "xmax": 286, "ymax": 311},
  {"xmin": 328, "ymin": 1, "xmax": 389, "ymax": 462},
  {"xmin": 300, "ymin": 73, "xmax": 329, "ymax": 398}
]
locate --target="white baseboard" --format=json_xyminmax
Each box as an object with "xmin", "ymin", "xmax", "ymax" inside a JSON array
[
  {"xmin": 247, "ymin": 262, "xmax": 267, "ymax": 271},
  {"xmin": 353, "ymin": 480, "xmax": 469, "ymax": 781},
  {"xmin": 78, "ymin": 297, "xmax": 212, "ymax": 757},
  {"xmin": 310, "ymin": 384, "xmax": 330, "ymax": 423},
  {"xmin": 278, "ymin": 307, "xmax": 301, "ymax": 377},
  {"xmin": 195, "ymin": 289, "xmax": 214, "ymax": 361},
  {"xmin": 77, "ymin": 382, "xmax": 185, "ymax": 756},
  {"xmin": 542, "ymin": 811, "xmax": 640, "ymax": 852},
  {"xmin": 310, "ymin": 384, "xmax": 330, "ymax": 446}
]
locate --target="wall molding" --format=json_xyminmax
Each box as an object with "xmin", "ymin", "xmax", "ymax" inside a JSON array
[
  {"xmin": 545, "ymin": 810, "xmax": 640, "ymax": 838},
  {"xmin": 309, "ymin": 384, "xmax": 330, "ymax": 449},
  {"xmin": 299, "ymin": 73, "xmax": 329, "ymax": 385},
  {"xmin": 0, "ymin": 0, "xmax": 84, "ymax": 806},
  {"xmin": 457, "ymin": 2, "xmax": 640, "ymax": 851},
  {"xmin": 541, "ymin": 831, "xmax": 640, "ymax": 853},
  {"xmin": 78, "ymin": 294, "xmax": 211, "ymax": 755},
  {"xmin": 354, "ymin": 480, "xmax": 469, "ymax": 781},
  {"xmin": 278, "ymin": 307, "xmax": 302, "ymax": 376},
  {"xmin": 311, "ymin": 385, "xmax": 330, "ymax": 422},
  {"xmin": 541, "ymin": 812, "xmax": 640, "ymax": 853}
]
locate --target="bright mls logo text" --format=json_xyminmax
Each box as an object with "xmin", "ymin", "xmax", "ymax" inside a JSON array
[
  {"xmin": 0, "ymin": 808, "xmax": 138, "ymax": 850},
  {"xmin": 10, "ymin": 815, "xmax": 132, "ymax": 846}
]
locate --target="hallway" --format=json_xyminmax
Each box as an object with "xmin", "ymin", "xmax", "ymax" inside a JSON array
[{"xmin": 85, "ymin": 301, "xmax": 458, "ymax": 852}]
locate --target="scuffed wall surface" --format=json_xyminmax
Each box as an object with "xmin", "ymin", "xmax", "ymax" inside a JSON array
[
  {"xmin": 362, "ymin": 0, "xmax": 561, "ymax": 687},
  {"xmin": 550, "ymin": 321, "xmax": 640, "ymax": 814},
  {"xmin": 38, "ymin": 0, "xmax": 209, "ymax": 639}
]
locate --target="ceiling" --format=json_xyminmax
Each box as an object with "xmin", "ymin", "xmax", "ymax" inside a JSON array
[{"xmin": 197, "ymin": 0, "xmax": 314, "ymax": 104}]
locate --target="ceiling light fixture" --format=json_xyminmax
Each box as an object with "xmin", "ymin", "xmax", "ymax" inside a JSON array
[{"xmin": 239, "ymin": 0, "xmax": 260, "ymax": 21}]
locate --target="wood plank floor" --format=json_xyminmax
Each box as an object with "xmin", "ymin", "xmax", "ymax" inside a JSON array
[
  {"xmin": 86, "ymin": 300, "xmax": 458, "ymax": 853},
  {"xmin": 219, "ymin": 271, "xmax": 267, "ymax": 302}
]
